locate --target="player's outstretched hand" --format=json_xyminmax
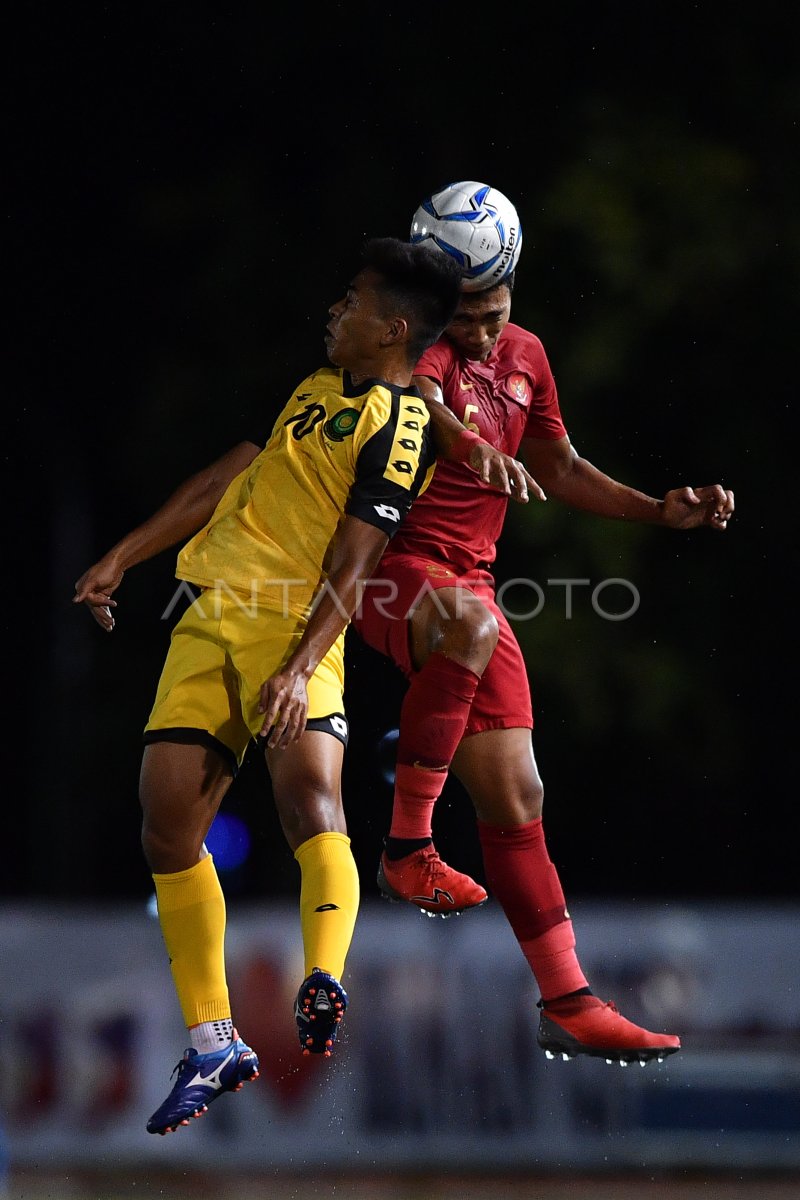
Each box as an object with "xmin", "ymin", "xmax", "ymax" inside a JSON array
[
  {"xmin": 468, "ymin": 443, "xmax": 547, "ymax": 503},
  {"xmin": 73, "ymin": 554, "xmax": 124, "ymax": 631},
  {"xmin": 258, "ymin": 669, "xmax": 309, "ymax": 750},
  {"xmin": 661, "ymin": 484, "xmax": 735, "ymax": 531}
]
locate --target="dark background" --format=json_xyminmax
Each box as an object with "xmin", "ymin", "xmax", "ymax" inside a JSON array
[{"xmin": 8, "ymin": 4, "xmax": 795, "ymax": 904}]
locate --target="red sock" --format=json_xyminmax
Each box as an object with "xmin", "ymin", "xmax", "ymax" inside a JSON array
[
  {"xmin": 390, "ymin": 652, "xmax": 481, "ymax": 839},
  {"xmin": 477, "ymin": 817, "xmax": 589, "ymax": 1000}
]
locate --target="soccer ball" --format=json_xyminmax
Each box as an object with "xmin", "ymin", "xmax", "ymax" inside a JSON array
[{"xmin": 410, "ymin": 180, "xmax": 522, "ymax": 291}]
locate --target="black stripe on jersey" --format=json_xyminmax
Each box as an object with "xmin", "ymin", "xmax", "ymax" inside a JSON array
[{"xmin": 346, "ymin": 389, "xmax": 435, "ymax": 537}]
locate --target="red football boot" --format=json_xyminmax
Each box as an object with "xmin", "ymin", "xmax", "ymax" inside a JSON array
[
  {"xmin": 377, "ymin": 844, "xmax": 488, "ymax": 917},
  {"xmin": 537, "ymin": 994, "xmax": 681, "ymax": 1065}
]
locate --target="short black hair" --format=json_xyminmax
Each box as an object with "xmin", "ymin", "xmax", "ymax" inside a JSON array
[
  {"xmin": 360, "ymin": 237, "xmax": 463, "ymax": 361},
  {"xmin": 472, "ymin": 269, "xmax": 515, "ymax": 297}
]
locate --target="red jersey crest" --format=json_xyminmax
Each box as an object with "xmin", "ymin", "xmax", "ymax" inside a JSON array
[{"xmin": 507, "ymin": 373, "xmax": 529, "ymax": 404}]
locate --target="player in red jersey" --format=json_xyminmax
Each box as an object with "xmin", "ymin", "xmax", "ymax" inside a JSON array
[{"xmin": 352, "ymin": 255, "xmax": 734, "ymax": 1064}]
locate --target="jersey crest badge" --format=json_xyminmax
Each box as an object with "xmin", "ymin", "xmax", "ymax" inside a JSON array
[
  {"xmin": 508, "ymin": 373, "xmax": 530, "ymax": 403},
  {"xmin": 323, "ymin": 407, "xmax": 359, "ymax": 442}
]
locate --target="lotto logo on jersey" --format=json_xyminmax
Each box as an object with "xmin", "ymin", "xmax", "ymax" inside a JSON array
[
  {"xmin": 374, "ymin": 503, "xmax": 400, "ymax": 522},
  {"xmin": 383, "ymin": 399, "xmax": 429, "ymax": 490}
]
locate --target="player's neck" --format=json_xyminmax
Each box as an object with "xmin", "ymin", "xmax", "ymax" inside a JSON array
[{"xmin": 349, "ymin": 359, "xmax": 412, "ymax": 388}]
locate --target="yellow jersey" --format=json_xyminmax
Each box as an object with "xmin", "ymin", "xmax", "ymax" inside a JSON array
[{"xmin": 176, "ymin": 366, "xmax": 436, "ymax": 617}]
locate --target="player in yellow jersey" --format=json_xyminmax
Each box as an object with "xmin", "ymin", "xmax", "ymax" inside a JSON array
[{"xmin": 73, "ymin": 237, "xmax": 462, "ymax": 1135}]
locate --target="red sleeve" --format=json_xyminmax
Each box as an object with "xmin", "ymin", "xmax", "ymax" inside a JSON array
[{"xmin": 414, "ymin": 338, "xmax": 453, "ymax": 385}]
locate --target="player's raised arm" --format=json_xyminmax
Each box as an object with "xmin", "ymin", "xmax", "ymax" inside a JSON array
[
  {"xmin": 416, "ymin": 375, "xmax": 546, "ymax": 502},
  {"xmin": 73, "ymin": 440, "xmax": 261, "ymax": 630},
  {"xmin": 523, "ymin": 435, "xmax": 734, "ymax": 530}
]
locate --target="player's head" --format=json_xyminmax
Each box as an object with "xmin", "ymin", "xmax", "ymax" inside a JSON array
[
  {"xmin": 326, "ymin": 236, "xmax": 462, "ymax": 372},
  {"xmin": 444, "ymin": 272, "xmax": 515, "ymax": 363},
  {"xmin": 363, "ymin": 237, "xmax": 464, "ymax": 359},
  {"xmin": 326, "ymin": 237, "xmax": 463, "ymax": 373},
  {"xmin": 493, "ymin": 269, "xmax": 515, "ymax": 296}
]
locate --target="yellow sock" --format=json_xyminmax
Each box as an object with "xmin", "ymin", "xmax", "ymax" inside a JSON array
[
  {"xmin": 294, "ymin": 832, "xmax": 360, "ymax": 980},
  {"xmin": 153, "ymin": 853, "xmax": 231, "ymax": 1029}
]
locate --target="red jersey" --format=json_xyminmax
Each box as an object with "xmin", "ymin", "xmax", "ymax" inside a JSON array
[{"xmin": 387, "ymin": 322, "xmax": 567, "ymax": 571}]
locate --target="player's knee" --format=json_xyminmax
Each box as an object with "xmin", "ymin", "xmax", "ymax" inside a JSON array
[
  {"xmin": 141, "ymin": 820, "xmax": 205, "ymax": 874},
  {"xmin": 439, "ymin": 595, "xmax": 499, "ymax": 668},
  {"xmin": 522, "ymin": 763, "xmax": 545, "ymax": 819},
  {"xmin": 275, "ymin": 781, "xmax": 345, "ymax": 849},
  {"xmin": 528, "ymin": 778, "xmax": 544, "ymax": 820}
]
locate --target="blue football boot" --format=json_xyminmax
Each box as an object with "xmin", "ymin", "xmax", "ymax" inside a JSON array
[
  {"xmin": 146, "ymin": 1030, "xmax": 259, "ymax": 1134},
  {"xmin": 294, "ymin": 968, "xmax": 348, "ymax": 1056}
]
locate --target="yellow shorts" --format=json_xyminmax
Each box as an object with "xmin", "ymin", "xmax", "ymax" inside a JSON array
[{"xmin": 143, "ymin": 586, "xmax": 347, "ymax": 771}]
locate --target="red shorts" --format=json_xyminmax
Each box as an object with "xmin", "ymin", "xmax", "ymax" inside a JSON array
[{"xmin": 352, "ymin": 552, "xmax": 533, "ymax": 736}]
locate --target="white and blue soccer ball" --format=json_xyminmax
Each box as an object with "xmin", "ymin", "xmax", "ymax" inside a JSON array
[{"xmin": 410, "ymin": 180, "xmax": 522, "ymax": 291}]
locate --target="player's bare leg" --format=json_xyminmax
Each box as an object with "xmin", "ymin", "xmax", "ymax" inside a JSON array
[
  {"xmin": 451, "ymin": 728, "xmax": 681, "ymax": 1064},
  {"xmin": 140, "ymin": 741, "xmax": 231, "ymax": 873}
]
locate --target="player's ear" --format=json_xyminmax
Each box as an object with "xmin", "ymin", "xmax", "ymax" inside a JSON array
[{"xmin": 382, "ymin": 317, "xmax": 408, "ymax": 347}]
